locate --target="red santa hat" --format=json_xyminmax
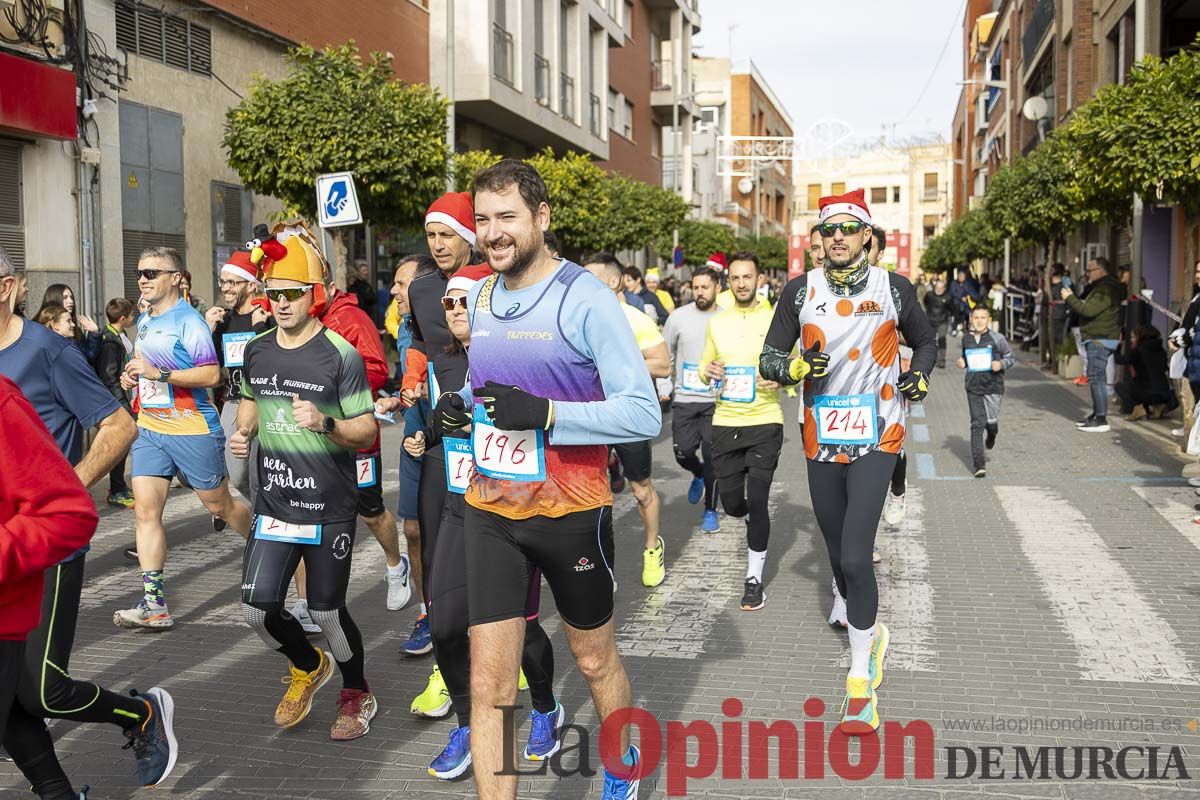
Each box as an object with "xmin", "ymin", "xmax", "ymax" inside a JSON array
[
  {"xmin": 425, "ymin": 192, "xmax": 477, "ymax": 246},
  {"xmin": 705, "ymin": 252, "xmax": 727, "ymax": 272},
  {"xmin": 818, "ymin": 188, "xmax": 873, "ymax": 225},
  {"xmin": 221, "ymin": 250, "xmax": 259, "ymax": 284}
]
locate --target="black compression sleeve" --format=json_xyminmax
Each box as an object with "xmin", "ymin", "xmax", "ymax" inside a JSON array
[
  {"xmin": 760, "ymin": 275, "xmax": 808, "ymax": 384},
  {"xmin": 890, "ymin": 273, "xmax": 937, "ymax": 377}
]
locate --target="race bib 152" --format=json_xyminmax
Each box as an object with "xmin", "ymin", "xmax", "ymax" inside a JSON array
[{"xmin": 721, "ymin": 366, "xmax": 757, "ymax": 403}]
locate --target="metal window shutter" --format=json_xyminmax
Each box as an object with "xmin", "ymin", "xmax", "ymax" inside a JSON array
[
  {"xmin": 164, "ymin": 17, "xmax": 189, "ymax": 71},
  {"xmin": 136, "ymin": 8, "xmax": 164, "ymax": 62},
  {"xmin": 189, "ymin": 24, "xmax": 211, "ymax": 76},
  {"xmin": 0, "ymin": 141, "xmax": 25, "ymax": 269},
  {"xmin": 115, "ymin": 3, "xmax": 136, "ymax": 51}
]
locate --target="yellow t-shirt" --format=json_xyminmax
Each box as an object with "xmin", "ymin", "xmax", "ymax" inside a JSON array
[
  {"xmin": 654, "ymin": 288, "xmax": 676, "ymax": 314},
  {"xmin": 622, "ymin": 303, "xmax": 665, "ymax": 351},
  {"xmin": 716, "ymin": 288, "xmax": 772, "ymax": 313},
  {"xmin": 700, "ymin": 300, "xmax": 782, "ymax": 427}
]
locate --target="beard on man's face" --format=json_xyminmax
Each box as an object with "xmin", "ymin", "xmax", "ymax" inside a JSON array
[{"xmin": 491, "ymin": 228, "xmax": 541, "ymax": 281}]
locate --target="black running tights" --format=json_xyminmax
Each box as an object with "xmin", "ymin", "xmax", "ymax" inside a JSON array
[
  {"xmin": 890, "ymin": 451, "xmax": 907, "ymax": 496},
  {"xmin": 719, "ymin": 474, "xmax": 772, "ymax": 552},
  {"xmin": 807, "ymin": 450, "xmax": 897, "ymax": 629},
  {"xmin": 430, "ymin": 494, "xmax": 556, "ymax": 727},
  {"xmin": 6, "ymin": 558, "xmax": 150, "ymax": 799}
]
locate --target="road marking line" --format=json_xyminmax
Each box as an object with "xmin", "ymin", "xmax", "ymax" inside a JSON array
[
  {"xmin": 910, "ymin": 404, "xmax": 926, "ymax": 419},
  {"xmin": 912, "ymin": 424, "xmax": 929, "ymax": 443},
  {"xmin": 1132, "ymin": 486, "xmax": 1200, "ymax": 553},
  {"xmin": 996, "ymin": 485, "xmax": 1199, "ymax": 684}
]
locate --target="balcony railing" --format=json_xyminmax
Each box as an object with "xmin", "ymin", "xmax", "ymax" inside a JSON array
[
  {"xmin": 560, "ymin": 73, "xmax": 575, "ymax": 120},
  {"xmin": 534, "ymin": 54, "xmax": 551, "ymax": 106},
  {"xmin": 589, "ymin": 93, "xmax": 602, "ymax": 137},
  {"xmin": 1021, "ymin": 0, "xmax": 1054, "ymax": 65},
  {"xmin": 922, "ymin": 188, "xmax": 939, "ymax": 202},
  {"xmin": 651, "ymin": 59, "xmax": 670, "ymax": 91},
  {"xmin": 492, "ymin": 23, "xmax": 514, "ymax": 85}
]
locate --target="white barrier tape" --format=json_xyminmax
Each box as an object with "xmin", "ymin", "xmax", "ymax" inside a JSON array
[{"xmin": 1133, "ymin": 293, "xmax": 1183, "ymax": 324}]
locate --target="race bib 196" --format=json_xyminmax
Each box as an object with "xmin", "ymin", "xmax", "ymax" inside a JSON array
[
  {"xmin": 814, "ymin": 393, "xmax": 879, "ymax": 446},
  {"xmin": 680, "ymin": 362, "xmax": 708, "ymax": 393},
  {"xmin": 254, "ymin": 515, "xmax": 322, "ymax": 545},
  {"xmin": 470, "ymin": 405, "xmax": 546, "ymax": 482},
  {"xmin": 443, "ymin": 438, "xmax": 474, "ymax": 494},
  {"xmin": 222, "ymin": 331, "xmax": 255, "ymax": 368},
  {"xmin": 356, "ymin": 456, "xmax": 377, "ymax": 488},
  {"xmin": 965, "ymin": 346, "xmax": 994, "ymax": 373},
  {"xmin": 721, "ymin": 366, "xmax": 757, "ymax": 403},
  {"xmin": 138, "ymin": 377, "xmax": 173, "ymax": 409}
]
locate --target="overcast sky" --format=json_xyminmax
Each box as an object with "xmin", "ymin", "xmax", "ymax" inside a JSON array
[{"xmin": 694, "ymin": 0, "xmax": 966, "ymax": 146}]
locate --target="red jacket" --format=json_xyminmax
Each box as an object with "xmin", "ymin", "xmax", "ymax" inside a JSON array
[
  {"xmin": 319, "ymin": 289, "xmax": 388, "ymax": 453},
  {"xmin": 0, "ymin": 376, "xmax": 98, "ymax": 640}
]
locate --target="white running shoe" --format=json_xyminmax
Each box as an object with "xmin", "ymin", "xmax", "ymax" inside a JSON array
[
  {"xmin": 882, "ymin": 491, "xmax": 906, "ymax": 527},
  {"xmin": 828, "ymin": 578, "xmax": 848, "ymax": 628},
  {"xmin": 828, "ymin": 594, "xmax": 848, "ymax": 628},
  {"xmin": 386, "ymin": 557, "xmax": 412, "ymax": 611},
  {"xmin": 290, "ymin": 602, "xmax": 322, "ymax": 634}
]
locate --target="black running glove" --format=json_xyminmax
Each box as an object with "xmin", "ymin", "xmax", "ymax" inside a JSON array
[
  {"xmin": 433, "ymin": 391, "xmax": 471, "ymax": 433},
  {"xmin": 474, "ymin": 381, "xmax": 553, "ymax": 431},
  {"xmin": 896, "ymin": 370, "xmax": 929, "ymax": 402}
]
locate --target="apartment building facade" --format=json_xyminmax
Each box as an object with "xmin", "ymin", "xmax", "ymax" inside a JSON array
[
  {"xmin": 687, "ymin": 57, "xmax": 793, "ymax": 239},
  {"xmin": 950, "ymin": 0, "xmax": 1200, "ymax": 322},
  {"xmin": 793, "ymin": 141, "xmax": 954, "ymax": 278},
  {"xmin": 0, "ymin": 0, "xmax": 431, "ymax": 313}
]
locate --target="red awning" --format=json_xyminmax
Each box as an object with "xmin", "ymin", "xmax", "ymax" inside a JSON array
[{"xmin": 0, "ymin": 51, "xmax": 76, "ymax": 141}]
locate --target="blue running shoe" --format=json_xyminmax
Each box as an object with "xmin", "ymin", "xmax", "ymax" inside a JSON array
[
  {"xmin": 429, "ymin": 726, "xmax": 472, "ymax": 779},
  {"xmin": 402, "ymin": 613, "xmax": 432, "ymax": 656},
  {"xmin": 687, "ymin": 476, "xmax": 704, "ymax": 505},
  {"xmin": 700, "ymin": 509, "xmax": 720, "ymax": 533},
  {"xmin": 601, "ymin": 745, "xmax": 640, "ymax": 800},
  {"xmin": 123, "ymin": 687, "xmax": 177, "ymax": 786},
  {"xmin": 523, "ymin": 702, "xmax": 565, "ymax": 761}
]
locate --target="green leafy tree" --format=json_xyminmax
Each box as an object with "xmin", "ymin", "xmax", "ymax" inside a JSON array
[
  {"xmin": 1063, "ymin": 38, "xmax": 1200, "ymax": 213},
  {"xmin": 733, "ymin": 235, "xmax": 789, "ymax": 272},
  {"xmin": 452, "ymin": 149, "xmax": 502, "ymax": 192},
  {"xmin": 222, "ymin": 43, "xmax": 449, "ymax": 275},
  {"xmin": 656, "ymin": 219, "xmax": 736, "ymax": 266},
  {"xmin": 524, "ymin": 149, "xmax": 610, "ymax": 257},
  {"xmin": 597, "ymin": 175, "xmax": 689, "ymax": 254}
]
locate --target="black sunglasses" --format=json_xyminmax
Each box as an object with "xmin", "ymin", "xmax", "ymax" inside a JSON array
[
  {"xmin": 817, "ymin": 221, "xmax": 866, "ymax": 237},
  {"xmin": 136, "ymin": 269, "xmax": 178, "ymax": 280},
  {"xmin": 441, "ymin": 295, "xmax": 468, "ymax": 311},
  {"xmin": 265, "ymin": 286, "xmax": 312, "ymax": 302}
]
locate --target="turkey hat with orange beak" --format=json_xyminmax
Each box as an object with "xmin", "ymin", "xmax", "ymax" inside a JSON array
[{"xmin": 260, "ymin": 224, "xmax": 331, "ymax": 328}]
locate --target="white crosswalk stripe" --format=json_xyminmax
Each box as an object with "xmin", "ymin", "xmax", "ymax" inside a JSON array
[
  {"xmin": 1132, "ymin": 485, "xmax": 1200, "ymax": 554},
  {"xmin": 997, "ymin": 485, "xmax": 1199, "ymax": 685}
]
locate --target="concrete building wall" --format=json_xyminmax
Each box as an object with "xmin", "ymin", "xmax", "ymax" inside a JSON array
[
  {"xmin": 597, "ymin": 0, "xmax": 661, "ymax": 186},
  {"xmin": 118, "ymin": 0, "xmax": 292, "ymax": 303}
]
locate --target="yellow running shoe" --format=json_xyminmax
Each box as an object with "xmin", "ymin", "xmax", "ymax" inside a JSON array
[
  {"xmin": 274, "ymin": 649, "xmax": 333, "ymax": 728},
  {"xmin": 411, "ymin": 664, "xmax": 451, "ymax": 718},
  {"xmin": 870, "ymin": 622, "xmax": 890, "ymax": 691},
  {"xmin": 642, "ymin": 537, "xmax": 665, "ymax": 587},
  {"xmin": 837, "ymin": 676, "xmax": 878, "ymax": 736},
  {"xmin": 518, "ymin": 668, "xmax": 528, "ymax": 691}
]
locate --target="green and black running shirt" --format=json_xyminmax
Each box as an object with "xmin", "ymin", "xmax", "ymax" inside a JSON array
[{"xmin": 240, "ymin": 326, "xmax": 374, "ymax": 525}]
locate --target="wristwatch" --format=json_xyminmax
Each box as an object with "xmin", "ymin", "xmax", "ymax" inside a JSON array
[
  {"xmin": 321, "ymin": 415, "xmax": 336, "ymax": 434},
  {"xmin": 158, "ymin": 368, "xmax": 171, "ymax": 383}
]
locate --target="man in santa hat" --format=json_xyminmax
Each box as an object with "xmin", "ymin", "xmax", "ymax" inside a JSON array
[
  {"xmin": 758, "ymin": 188, "xmax": 936, "ymax": 738},
  {"xmin": 392, "ymin": 192, "xmax": 493, "ymax": 713},
  {"xmin": 205, "ymin": 250, "xmax": 273, "ymax": 505}
]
